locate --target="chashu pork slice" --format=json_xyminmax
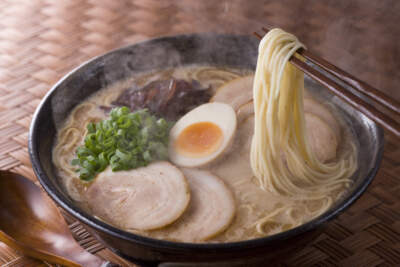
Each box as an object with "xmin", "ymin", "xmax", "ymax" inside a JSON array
[
  {"xmin": 86, "ymin": 161, "xmax": 190, "ymax": 231},
  {"xmin": 211, "ymin": 75, "xmax": 254, "ymax": 110},
  {"xmin": 304, "ymin": 97, "xmax": 341, "ymax": 140},
  {"xmin": 237, "ymin": 101, "xmax": 254, "ymax": 123},
  {"xmin": 305, "ymin": 113, "xmax": 338, "ymax": 163},
  {"xmin": 163, "ymin": 168, "xmax": 236, "ymax": 242}
]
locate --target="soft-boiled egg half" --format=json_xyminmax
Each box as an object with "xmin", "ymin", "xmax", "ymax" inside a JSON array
[{"xmin": 169, "ymin": 102, "xmax": 237, "ymax": 167}]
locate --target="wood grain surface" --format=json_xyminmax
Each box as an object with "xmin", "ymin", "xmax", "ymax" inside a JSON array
[{"xmin": 0, "ymin": 0, "xmax": 399, "ymax": 266}]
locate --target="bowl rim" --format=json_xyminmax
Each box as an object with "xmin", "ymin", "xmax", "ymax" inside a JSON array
[{"xmin": 28, "ymin": 33, "xmax": 384, "ymax": 251}]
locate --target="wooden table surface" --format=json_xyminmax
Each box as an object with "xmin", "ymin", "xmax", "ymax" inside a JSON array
[{"xmin": 0, "ymin": 0, "xmax": 399, "ymax": 266}]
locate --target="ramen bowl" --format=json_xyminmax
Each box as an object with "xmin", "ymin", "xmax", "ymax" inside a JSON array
[{"xmin": 29, "ymin": 33, "xmax": 384, "ymax": 266}]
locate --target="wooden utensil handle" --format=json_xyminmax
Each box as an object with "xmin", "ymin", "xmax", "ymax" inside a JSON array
[{"xmin": 0, "ymin": 231, "xmax": 108, "ymax": 267}]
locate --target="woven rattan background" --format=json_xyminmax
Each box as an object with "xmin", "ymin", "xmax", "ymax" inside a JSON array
[{"xmin": 0, "ymin": 0, "xmax": 399, "ymax": 266}]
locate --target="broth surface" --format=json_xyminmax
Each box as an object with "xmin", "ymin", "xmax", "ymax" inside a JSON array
[{"xmin": 53, "ymin": 66, "xmax": 354, "ymax": 243}]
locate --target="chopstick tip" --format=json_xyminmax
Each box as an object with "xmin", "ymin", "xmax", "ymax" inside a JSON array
[
  {"xmin": 254, "ymin": 32, "xmax": 263, "ymax": 39},
  {"xmin": 262, "ymin": 26, "xmax": 270, "ymax": 33}
]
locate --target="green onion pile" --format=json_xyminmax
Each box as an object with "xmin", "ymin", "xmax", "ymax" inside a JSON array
[{"xmin": 72, "ymin": 107, "xmax": 173, "ymax": 181}]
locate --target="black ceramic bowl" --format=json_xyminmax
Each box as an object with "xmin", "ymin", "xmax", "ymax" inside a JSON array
[{"xmin": 29, "ymin": 33, "xmax": 384, "ymax": 266}]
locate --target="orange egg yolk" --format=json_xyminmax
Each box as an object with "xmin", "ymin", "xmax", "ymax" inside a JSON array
[{"xmin": 175, "ymin": 122, "xmax": 223, "ymax": 157}]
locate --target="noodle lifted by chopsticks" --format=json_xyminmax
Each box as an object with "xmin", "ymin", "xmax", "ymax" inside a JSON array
[{"xmin": 250, "ymin": 28, "xmax": 356, "ymax": 199}]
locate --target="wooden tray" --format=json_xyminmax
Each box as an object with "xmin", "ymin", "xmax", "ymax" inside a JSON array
[{"xmin": 0, "ymin": 0, "xmax": 399, "ymax": 266}]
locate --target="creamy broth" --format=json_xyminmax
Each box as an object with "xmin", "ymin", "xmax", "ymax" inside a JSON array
[{"xmin": 53, "ymin": 66, "xmax": 355, "ymax": 243}]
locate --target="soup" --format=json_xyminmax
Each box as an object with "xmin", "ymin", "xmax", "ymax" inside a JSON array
[{"xmin": 53, "ymin": 65, "xmax": 356, "ymax": 243}]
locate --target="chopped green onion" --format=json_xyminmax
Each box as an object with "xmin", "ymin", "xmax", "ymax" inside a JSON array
[{"xmin": 72, "ymin": 107, "xmax": 173, "ymax": 181}]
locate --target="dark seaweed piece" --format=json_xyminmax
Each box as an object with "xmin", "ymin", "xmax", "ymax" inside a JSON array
[{"xmin": 111, "ymin": 79, "xmax": 212, "ymax": 121}]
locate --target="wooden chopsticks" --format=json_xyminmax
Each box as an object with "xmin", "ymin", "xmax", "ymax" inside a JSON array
[{"xmin": 254, "ymin": 28, "xmax": 400, "ymax": 138}]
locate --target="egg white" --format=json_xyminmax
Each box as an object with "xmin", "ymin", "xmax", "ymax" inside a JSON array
[{"xmin": 168, "ymin": 102, "xmax": 237, "ymax": 167}]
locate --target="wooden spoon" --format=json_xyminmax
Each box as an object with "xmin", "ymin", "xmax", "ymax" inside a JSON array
[{"xmin": 0, "ymin": 170, "xmax": 116, "ymax": 267}]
